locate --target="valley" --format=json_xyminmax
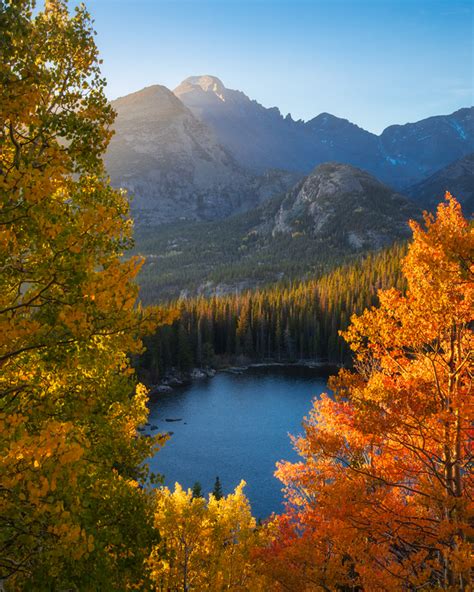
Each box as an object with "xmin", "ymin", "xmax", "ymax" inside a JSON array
[{"xmin": 4, "ymin": 2, "xmax": 473, "ymax": 589}]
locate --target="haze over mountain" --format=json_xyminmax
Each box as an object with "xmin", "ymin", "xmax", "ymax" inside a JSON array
[
  {"xmin": 105, "ymin": 85, "xmax": 298, "ymax": 224},
  {"xmin": 105, "ymin": 76, "xmax": 472, "ymax": 226},
  {"xmin": 406, "ymin": 153, "xmax": 474, "ymax": 215},
  {"xmin": 175, "ymin": 75, "xmax": 474, "ymax": 189},
  {"xmin": 174, "ymin": 75, "xmax": 379, "ymax": 176}
]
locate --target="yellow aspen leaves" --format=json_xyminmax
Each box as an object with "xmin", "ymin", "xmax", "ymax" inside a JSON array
[
  {"xmin": 148, "ymin": 482, "xmax": 269, "ymax": 591},
  {"xmin": 1, "ymin": 1, "xmax": 165, "ymax": 589}
]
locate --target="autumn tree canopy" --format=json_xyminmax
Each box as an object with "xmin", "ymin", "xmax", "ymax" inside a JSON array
[
  {"xmin": 0, "ymin": 1, "xmax": 169, "ymax": 588},
  {"xmin": 260, "ymin": 195, "xmax": 473, "ymax": 591},
  {"xmin": 148, "ymin": 481, "xmax": 269, "ymax": 591},
  {"xmin": 2, "ymin": 2, "xmax": 472, "ymax": 591}
]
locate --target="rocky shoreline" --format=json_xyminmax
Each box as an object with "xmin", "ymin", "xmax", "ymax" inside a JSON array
[
  {"xmin": 147, "ymin": 359, "xmax": 341, "ymax": 396},
  {"xmin": 148, "ymin": 367, "xmax": 217, "ymax": 395}
]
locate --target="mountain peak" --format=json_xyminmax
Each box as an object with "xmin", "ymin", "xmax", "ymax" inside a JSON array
[
  {"xmin": 271, "ymin": 161, "xmax": 420, "ymax": 250},
  {"xmin": 175, "ymin": 75, "xmax": 226, "ymax": 99},
  {"xmin": 115, "ymin": 84, "xmax": 176, "ymax": 103},
  {"xmin": 186, "ymin": 75, "xmax": 225, "ymax": 91},
  {"xmin": 112, "ymin": 84, "xmax": 187, "ymax": 119},
  {"xmin": 308, "ymin": 161, "xmax": 370, "ymax": 179}
]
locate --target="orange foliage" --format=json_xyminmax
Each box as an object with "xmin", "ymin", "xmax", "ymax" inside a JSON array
[{"xmin": 259, "ymin": 195, "xmax": 473, "ymax": 591}]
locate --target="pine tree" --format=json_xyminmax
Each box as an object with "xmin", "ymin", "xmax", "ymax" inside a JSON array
[
  {"xmin": 212, "ymin": 476, "xmax": 223, "ymax": 500},
  {"xmin": 191, "ymin": 482, "xmax": 203, "ymax": 498},
  {"xmin": 137, "ymin": 243, "xmax": 408, "ymax": 378},
  {"xmin": 177, "ymin": 323, "xmax": 193, "ymax": 371}
]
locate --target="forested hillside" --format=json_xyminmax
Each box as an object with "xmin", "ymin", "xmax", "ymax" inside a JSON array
[
  {"xmin": 134, "ymin": 163, "xmax": 417, "ymax": 302},
  {"xmin": 138, "ymin": 243, "xmax": 407, "ymax": 381},
  {"xmin": 135, "ymin": 206, "xmax": 351, "ymax": 302}
]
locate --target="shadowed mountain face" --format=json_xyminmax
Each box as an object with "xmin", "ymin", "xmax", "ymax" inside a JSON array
[
  {"xmin": 174, "ymin": 75, "xmax": 474, "ymax": 189},
  {"xmin": 380, "ymin": 109, "xmax": 474, "ymax": 189},
  {"xmin": 174, "ymin": 76, "xmax": 379, "ymax": 175},
  {"xmin": 406, "ymin": 153, "xmax": 474, "ymax": 215},
  {"xmin": 104, "ymin": 85, "xmax": 299, "ymax": 224}
]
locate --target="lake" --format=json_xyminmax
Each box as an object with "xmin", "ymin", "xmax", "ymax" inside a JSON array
[{"xmin": 146, "ymin": 365, "xmax": 329, "ymax": 518}]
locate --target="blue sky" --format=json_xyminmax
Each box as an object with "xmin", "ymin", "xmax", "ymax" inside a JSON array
[{"xmin": 83, "ymin": 0, "xmax": 473, "ymax": 133}]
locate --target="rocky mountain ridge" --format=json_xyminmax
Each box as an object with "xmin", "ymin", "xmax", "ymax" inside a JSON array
[
  {"xmin": 175, "ymin": 75, "xmax": 474, "ymax": 189},
  {"xmin": 135, "ymin": 162, "xmax": 421, "ymax": 301},
  {"xmin": 105, "ymin": 76, "xmax": 472, "ymax": 225},
  {"xmin": 265, "ymin": 162, "xmax": 419, "ymax": 251}
]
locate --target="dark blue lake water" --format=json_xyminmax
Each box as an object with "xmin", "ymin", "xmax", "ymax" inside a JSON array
[{"xmin": 146, "ymin": 366, "xmax": 328, "ymax": 518}]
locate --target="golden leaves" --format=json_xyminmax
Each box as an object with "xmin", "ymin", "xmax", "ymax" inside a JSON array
[{"xmin": 148, "ymin": 481, "xmax": 267, "ymax": 591}]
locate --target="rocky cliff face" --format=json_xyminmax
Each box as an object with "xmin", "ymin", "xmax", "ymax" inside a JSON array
[
  {"xmin": 406, "ymin": 153, "xmax": 474, "ymax": 215},
  {"xmin": 174, "ymin": 75, "xmax": 474, "ymax": 189},
  {"xmin": 133, "ymin": 162, "xmax": 422, "ymax": 300},
  {"xmin": 266, "ymin": 163, "xmax": 420, "ymax": 250},
  {"xmin": 105, "ymin": 85, "xmax": 297, "ymax": 224}
]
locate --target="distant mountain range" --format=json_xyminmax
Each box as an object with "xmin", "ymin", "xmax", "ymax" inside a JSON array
[
  {"xmin": 174, "ymin": 75, "xmax": 473, "ymax": 190},
  {"xmin": 106, "ymin": 75, "xmax": 473, "ymax": 225},
  {"xmin": 406, "ymin": 153, "xmax": 474, "ymax": 215}
]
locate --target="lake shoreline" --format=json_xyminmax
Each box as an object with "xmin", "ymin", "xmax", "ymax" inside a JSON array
[{"xmin": 147, "ymin": 359, "xmax": 342, "ymax": 397}]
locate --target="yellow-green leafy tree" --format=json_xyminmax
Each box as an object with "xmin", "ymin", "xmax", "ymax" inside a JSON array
[
  {"xmin": 0, "ymin": 1, "xmax": 170, "ymax": 588},
  {"xmin": 148, "ymin": 481, "xmax": 269, "ymax": 591}
]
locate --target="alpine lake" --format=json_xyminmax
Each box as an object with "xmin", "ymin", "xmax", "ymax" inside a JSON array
[{"xmin": 145, "ymin": 365, "xmax": 331, "ymax": 518}]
